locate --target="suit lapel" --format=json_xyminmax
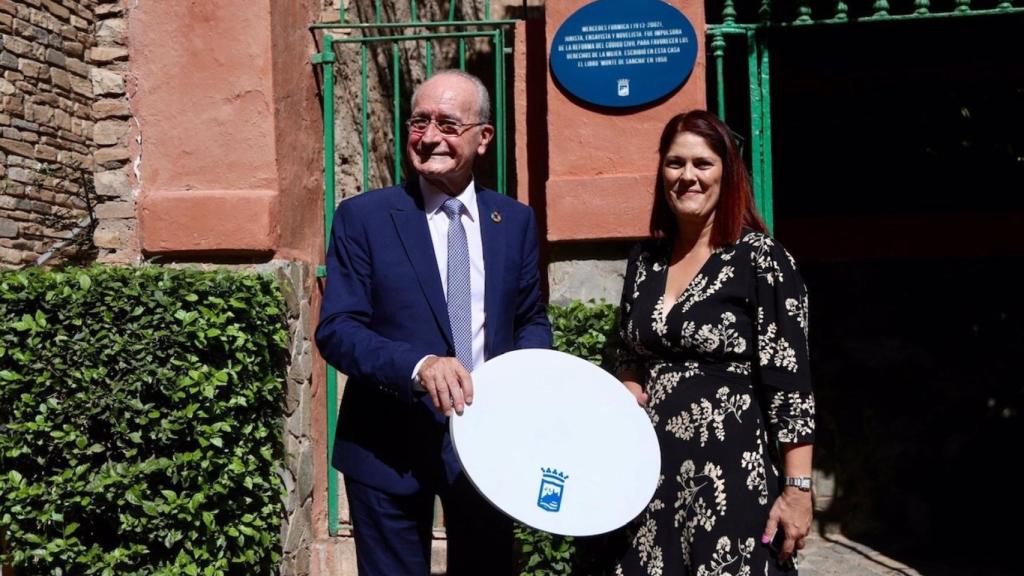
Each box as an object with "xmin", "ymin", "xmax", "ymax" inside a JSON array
[
  {"xmin": 477, "ymin": 191, "xmax": 505, "ymax": 359},
  {"xmin": 392, "ymin": 182, "xmax": 453, "ymax": 347}
]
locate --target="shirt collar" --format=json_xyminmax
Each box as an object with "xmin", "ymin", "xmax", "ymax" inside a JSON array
[{"xmin": 420, "ymin": 175, "xmax": 479, "ymax": 222}]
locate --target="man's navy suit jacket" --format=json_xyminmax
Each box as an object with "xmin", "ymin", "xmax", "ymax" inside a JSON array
[{"xmin": 315, "ymin": 180, "xmax": 552, "ymax": 495}]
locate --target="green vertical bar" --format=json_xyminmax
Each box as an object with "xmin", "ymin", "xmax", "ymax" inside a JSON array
[
  {"xmin": 323, "ymin": 37, "xmax": 336, "ymax": 241},
  {"xmin": 375, "ymin": 0, "xmax": 382, "ymax": 23},
  {"xmin": 501, "ymin": 29, "xmax": 508, "ymax": 196},
  {"xmin": 746, "ymin": 31, "xmax": 765, "ymax": 219},
  {"xmin": 459, "ymin": 38, "xmax": 466, "ymax": 70},
  {"xmin": 711, "ymin": 31, "xmax": 726, "ymax": 120},
  {"xmin": 759, "ymin": 34, "xmax": 774, "ymax": 233},
  {"xmin": 494, "ymin": 30, "xmax": 505, "ymax": 195},
  {"xmin": 338, "ymin": 2, "xmax": 346, "ymax": 23},
  {"xmin": 393, "ymin": 42, "xmax": 402, "ymax": 183},
  {"xmin": 410, "ymin": 0, "xmax": 418, "ymax": 22},
  {"xmin": 361, "ymin": 44, "xmax": 370, "ymax": 192},
  {"xmin": 448, "ymin": 1, "xmax": 456, "ymax": 22},
  {"xmin": 485, "ymin": 0, "xmax": 492, "ymax": 20},
  {"xmin": 425, "ymin": 41, "xmax": 433, "ymax": 77},
  {"xmin": 321, "ymin": 35, "xmax": 340, "ymax": 537}
]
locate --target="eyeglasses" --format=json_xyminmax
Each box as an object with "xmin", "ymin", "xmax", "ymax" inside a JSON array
[{"xmin": 407, "ymin": 116, "xmax": 486, "ymax": 136}]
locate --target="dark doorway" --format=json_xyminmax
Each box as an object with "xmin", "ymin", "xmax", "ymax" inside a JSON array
[{"xmin": 771, "ymin": 13, "xmax": 1023, "ymax": 574}]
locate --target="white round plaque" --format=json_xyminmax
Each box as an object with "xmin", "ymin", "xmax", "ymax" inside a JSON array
[{"xmin": 450, "ymin": 349, "xmax": 660, "ymax": 536}]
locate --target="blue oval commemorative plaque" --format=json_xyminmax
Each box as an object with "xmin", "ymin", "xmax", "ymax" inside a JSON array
[{"xmin": 550, "ymin": 0, "xmax": 698, "ymax": 108}]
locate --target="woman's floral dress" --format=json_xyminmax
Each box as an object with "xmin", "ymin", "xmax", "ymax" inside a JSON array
[{"xmin": 614, "ymin": 231, "xmax": 815, "ymax": 576}]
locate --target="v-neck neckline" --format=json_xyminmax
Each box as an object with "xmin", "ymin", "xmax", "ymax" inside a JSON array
[{"xmin": 657, "ymin": 246, "xmax": 718, "ymax": 324}]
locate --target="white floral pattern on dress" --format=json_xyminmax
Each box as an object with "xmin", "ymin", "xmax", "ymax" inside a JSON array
[
  {"xmin": 746, "ymin": 233, "xmax": 783, "ymax": 286},
  {"xmin": 675, "ymin": 460, "xmax": 728, "ymax": 568},
  {"xmin": 646, "ymin": 362, "xmax": 702, "ymax": 426},
  {"xmin": 785, "ymin": 295, "xmax": 808, "ymax": 335},
  {"xmin": 645, "ymin": 368, "xmax": 680, "ymax": 427},
  {"xmin": 727, "ymin": 361, "xmax": 752, "ymax": 375},
  {"xmin": 677, "ymin": 266, "xmax": 736, "ymax": 315},
  {"xmin": 741, "ymin": 435, "xmax": 769, "ymax": 505},
  {"xmin": 666, "ymin": 386, "xmax": 752, "ymax": 446},
  {"xmin": 695, "ymin": 536, "xmax": 756, "ymax": 576},
  {"xmin": 757, "ymin": 310, "xmax": 799, "ymax": 373},
  {"xmin": 768, "ymin": 391, "xmax": 816, "ymax": 443},
  {"xmin": 785, "ymin": 295, "xmax": 811, "ymax": 356},
  {"xmin": 634, "ymin": 497, "xmax": 666, "ymax": 576},
  {"xmin": 695, "ymin": 312, "xmax": 748, "ymax": 355}
]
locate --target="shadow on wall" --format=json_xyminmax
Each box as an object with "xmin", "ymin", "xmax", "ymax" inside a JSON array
[{"xmin": 802, "ymin": 257, "xmax": 1020, "ymax": 574}]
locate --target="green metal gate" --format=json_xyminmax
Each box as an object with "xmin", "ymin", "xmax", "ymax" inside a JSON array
[
  {"xmin": 310, "ymin": 2, "xmax": 518, "ymax": 537},
  {"xmin": 706, "ymin": 0, "xmax": 1024, "ymax": 233}
]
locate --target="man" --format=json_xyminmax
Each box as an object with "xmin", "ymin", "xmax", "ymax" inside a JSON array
[{"xmin": 315, "ymin": 70, "xmax": 552, "ymax": 576}]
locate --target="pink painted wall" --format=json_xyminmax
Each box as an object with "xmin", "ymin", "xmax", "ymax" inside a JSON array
[
  {"xmin": 517, "ymin": 0, "xmax": 706, "ymax": 242},
  {"xmin": 131, "ymin": 1, "xmax": 322, "ymax": 260},
  {"xmin": 270, "ymin": 2, "xmax": 324, "ymax": 265}
]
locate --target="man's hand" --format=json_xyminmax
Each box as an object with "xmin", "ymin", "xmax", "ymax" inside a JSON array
[{"xmin": 417, "ymin": 356, "xmax": 474, "ymax": 416}]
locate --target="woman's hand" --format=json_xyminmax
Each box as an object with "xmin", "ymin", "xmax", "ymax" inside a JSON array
[
  {"xmin": 622, "ymin": 380, "xmax": 648, "ymax": 407},
  {"xmin": 761, "ymin": 487, "xmax": 812, "ymax": 564}
]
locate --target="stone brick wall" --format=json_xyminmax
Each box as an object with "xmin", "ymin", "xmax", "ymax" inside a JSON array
[
  {"xmin": 1, "ymin": 0, "xmax": 96, "ymax": 265},
  {"xmin": 88, "ymin": 0, "xmax": 133, "ymax": 264},
  {"xmin": 0, "ymin": 0, "xmax": 134, "ymax": 268},
  {"xmin": 274, "ymin": 260, "xmax": 314, "ymax": 576}
]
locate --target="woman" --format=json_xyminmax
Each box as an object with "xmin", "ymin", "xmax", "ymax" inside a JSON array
[{"xmin": 614, "ymin": 111, "xmax": 815, "ymax": 575}]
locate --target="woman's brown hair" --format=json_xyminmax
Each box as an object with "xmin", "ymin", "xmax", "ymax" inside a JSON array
[{"xmin": 649, "ymin": 110, "xmax": 768, "ymax": 246}]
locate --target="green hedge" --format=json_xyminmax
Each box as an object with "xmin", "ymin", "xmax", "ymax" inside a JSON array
[
  {"xmin": 550, "ymin": 299, "xmax": 619, "ymax": 372},
  {"xmin": 0, "ymin": 266, "xmax": 288, "ymax": 575},
  {"xmin": 516, "ymin": 299, "xmax": 620, "ymax": 576}
]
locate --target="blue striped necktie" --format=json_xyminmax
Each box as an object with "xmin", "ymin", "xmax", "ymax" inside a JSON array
[{"xmin": 442, "ymin": 197, "xmax": 473, "ymax": 371}]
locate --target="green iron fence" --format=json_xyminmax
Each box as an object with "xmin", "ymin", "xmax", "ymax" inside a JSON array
[
  {"xmin": 706, "ymin": 24, "xmax": 776, "ymax": 229},
  {"xmin": 310, "ymin": 2, "xmax": 518, "ymax": 537}
]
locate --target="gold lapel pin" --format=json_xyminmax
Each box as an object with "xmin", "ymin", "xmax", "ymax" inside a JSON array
[{"xmin": 490, "ymin": 210, "xmax": 502, "ymax": 223}]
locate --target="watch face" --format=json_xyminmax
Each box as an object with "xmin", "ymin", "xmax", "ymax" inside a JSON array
[{"xmin": 786, "ymin": 477, "xmax": 811, "ymax": 490}]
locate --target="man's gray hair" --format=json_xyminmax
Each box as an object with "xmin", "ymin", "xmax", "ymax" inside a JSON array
[{"xmin": 411, "ymin": 70, "xmax": 491, "ymax": 124}]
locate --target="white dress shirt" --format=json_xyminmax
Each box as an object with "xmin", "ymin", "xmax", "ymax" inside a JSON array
[{"xmin": 412, "ymin": 176, "xmax": 487, "ymax": 380}]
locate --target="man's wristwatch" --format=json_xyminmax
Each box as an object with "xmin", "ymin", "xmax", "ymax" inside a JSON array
[{"xmin": 783, "ymin": 476, "xmax": 812, "ymax": 492}]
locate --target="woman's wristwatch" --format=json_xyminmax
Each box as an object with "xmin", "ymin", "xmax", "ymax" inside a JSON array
[{"xmin": 783, "ymin": 476, "xmax": 812, "ymax": 492}]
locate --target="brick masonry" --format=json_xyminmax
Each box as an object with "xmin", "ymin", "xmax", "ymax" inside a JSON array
[
  {"xmin": 87, "ymin": 0, "xmax": 133, "ymax": 264},
  {"xmin": 0, "ymin": 0, "xmax": 134, "ymax": 268}
]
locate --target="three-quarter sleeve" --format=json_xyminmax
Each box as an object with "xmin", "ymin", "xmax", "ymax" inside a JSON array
[{"xmin": 749, "ymin": 233, "xmax": 816, "ymax": 444}]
